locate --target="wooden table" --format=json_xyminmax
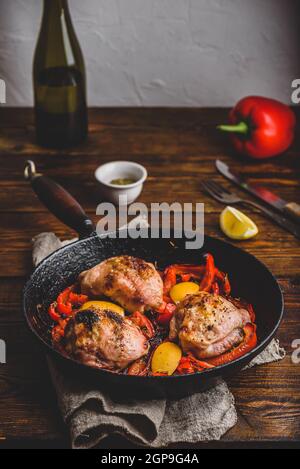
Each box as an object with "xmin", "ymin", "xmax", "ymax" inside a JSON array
[{"xmin": 0, "ymin": 108, "xmax": 299, "ymax": 449}]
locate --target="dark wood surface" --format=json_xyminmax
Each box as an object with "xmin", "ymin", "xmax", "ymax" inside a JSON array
[{"xmin": 0, "ymin": 108, "xmax": 299, "ymax": 449}]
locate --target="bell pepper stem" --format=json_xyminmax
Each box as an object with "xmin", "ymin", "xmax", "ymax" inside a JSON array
[{"xmin": 217, "ymin": 122, "xmax": 249, "ymax": 135}]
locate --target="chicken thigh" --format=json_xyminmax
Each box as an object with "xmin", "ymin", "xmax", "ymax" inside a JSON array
[
  {"xmin": 169, "ymin": 292, "xmax": 251, "ymax": 359},
  {"xmin": 78, "ymin": 256, "xmax": 163, "ymax": 313},
  {"xmin": 64, "ymin": 307, "xmax": 149, "ymax": 371}
]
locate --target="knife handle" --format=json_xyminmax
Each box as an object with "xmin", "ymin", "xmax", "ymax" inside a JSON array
[
  {"xmin": 285, "ymin": 202, "xmax": 300, "ymax": 224},
  {"xmin": 241, "ymin": 200, "xmax": 300, "ymax": 240}
]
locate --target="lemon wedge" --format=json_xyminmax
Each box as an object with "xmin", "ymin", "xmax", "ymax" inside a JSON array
[{"xmin": 220, "ymin": 206, "xmax": 258, "ymax": 240}]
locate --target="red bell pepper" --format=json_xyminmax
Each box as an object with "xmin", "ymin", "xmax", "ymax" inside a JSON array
[
  {"xmin": 127, "ymin": 357, "xmax": 149, "ymax": 376},
  {"xmin": 168, "ymin": 265, "xmax": 206, "ymax": 276},
  {"xmin": 199, "ymin": 253, "xmax": 215, "ymax": 292},
  {"xmin": 247, "ymin": 303, "xmax": 256, "ymax": 323},
  {"xmin": 56, "ymin": 286, "xmax": 88, "ymax": 316},
  {"xmin": 206, "ymin": 324, "xmax": 257, "ymax": 367},
  {"xmin": 51, "ymin": 319, "xmax": 68, "ymax": 342},
  {"xmin": 48, "ymin": 302, "xmax": 61, "ymax": 322},
  {"xmin": 163, "ymin": 266, "xmax": 177, "ymax": 295},
  {"xmin": 218, "ymin": 96, "xmax": 296, "ymax": 159},
  {"xmin": 176, "ymin": 357, "xmax": 195, "ymax": 374},
  {"xmin": 68, "ymin": 291, "xmax": 89, "ymax": 305},
  {"xmin": 56, "ymin": 287, "xmax": 73, "ymax": 316},
  {"xmin": 156, "ymin": 302, "xmax": 177, "ymax": 326},
  {"xmin": 130, "ymin": 311, "xmax": 155, "ymax": 339},
  {"xmin": 176, "ymin": 355, "xmax": 215, "ymax": 374},
  {"xmin": 215, "ymin": 269, "xmax": 231, "ymax": 296},
  {"xmin": 223, "ymin": 274, "xmax": 231, "ymax": 296},
  {"xmin": 48, "ymin": 284, "xmax": 88, "ymax": 323},
  {"xmin": 181, "ymin": 273, "xmax": 192, "ymax": 282},
  {"xmin": 212, "ymin": 282, "xmax": 220, "ymax": 295}
]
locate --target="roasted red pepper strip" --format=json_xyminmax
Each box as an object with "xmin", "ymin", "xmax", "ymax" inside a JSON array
[
  {"xmin": 52, "ymin": 325, "xmax": 64, "ymax": 342},
  {"xmin": 169, "ymin": 265, "xmax": 206, "ymax": 276},
  {"xmin": 56, "ymin": 287, "xmax": 73, "ymax": 315},
  {"xmin": 157, "ymin": 303, "xmax": 177, "ymax": 326},
  {"xmin": 57, "ymin": 301, "xmax": 72, "ymax": 315},
  {"xmin": 187, "ymin": 355, "xmax": 215, "ymax": 369},
  {"xmin": 163, "ymin": 264, "xmax": 206, "ymax": 294},
  {"xmin": 48, "ymin": 285, "xmax": 84, "ymax": 322},
  {"xmin": 199, "ymin": 254, "xmax": 215, "ymax": 292},
  {"xmin": 163, "ymin": 266, "xmax": 177, "ymax": 295},
  {"xmin": 57, "ymin": 287, "xmax": 71, "ymax": 303},
  {"xmin": 51, "ymin": 319, "xmax": 68, "ymax": 342},
  {"xmin": 215, "ymin": 269, "xmax": 232, "ymax": 296},
  {"xmin": 181, "ymin": 273, "xmax": 192, "ymax": 282},
  {"xmin": 127, "ymin": 357, "xmax": 149, "ymax": 376},
  {"xmin": 218, "ymin": 96, "xmax": 296, "ymax": 159},
  {"xmin": 176, "ymin": 355, "xmax": 215, "ymax": 374},
  {"xmin": 68, "ymin": 292, "xmax": 89, "ymax": 305},
  {"xmin": 176, "ymin": 357, "xmax": 195, "ymax": 374},
  {"xmin": 223, "ymin": 274, "xmax": 231, "ymax": 296},
  {"xmin": 48, "ymin": 302, "xmax": 61, "ymax": 322},
  {"xmin": 130, "ymin": 311, "xmax": 155, "ymax": 339},
  {"xmin": 212, "ymin": 282, "xmax": 220, "ymax": 295},
  {"xmin": 206, "ymin": 324, "xmax": 257, "ymax": 367}
]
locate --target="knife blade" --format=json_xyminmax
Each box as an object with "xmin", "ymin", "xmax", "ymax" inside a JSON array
[{"xmin": 216, "ymin": 160, "xmax": 300, "ymax": 224}]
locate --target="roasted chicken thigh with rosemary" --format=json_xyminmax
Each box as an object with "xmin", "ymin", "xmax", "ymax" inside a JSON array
[
  {"xmin": 169, "ymin": 292, "xmax": 251, "ymax": 359},
  {"xmin": 78, "ymin": 256, "xmax": 164, "ymax": 314}
]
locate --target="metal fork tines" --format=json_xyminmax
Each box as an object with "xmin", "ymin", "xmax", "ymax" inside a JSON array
[
  {"xmin": 202, "ymin": 180, "xmax": 241, "ymax": 205},
  {"xmin": 201, "ymin": 179, "xmax": 300, "ymax": 240}
]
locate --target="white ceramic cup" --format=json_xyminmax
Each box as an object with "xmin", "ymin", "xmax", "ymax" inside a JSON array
[{"xmin": 94, "ymin": 161, "xmax": 148, "ymax": 205}]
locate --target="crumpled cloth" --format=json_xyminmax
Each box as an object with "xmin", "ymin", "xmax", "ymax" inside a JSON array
[{"xmin": 32, "ymin": 232, "xmax": 286, "ymax": 449}]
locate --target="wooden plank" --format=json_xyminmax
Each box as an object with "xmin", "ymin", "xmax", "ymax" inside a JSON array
[{"xmin": 0, "ymin": 179, "xmax": 300, "ymax": 214}]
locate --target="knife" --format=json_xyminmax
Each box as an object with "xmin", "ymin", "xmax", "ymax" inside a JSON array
[{"xmin": 216, "ymin": 160, "xmax": 300, "ymax": 225}]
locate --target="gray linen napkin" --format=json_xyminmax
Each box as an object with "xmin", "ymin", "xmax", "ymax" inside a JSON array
[{"xmin": 32, "ymin": 232, "xmax": 286, "ymax": 449}]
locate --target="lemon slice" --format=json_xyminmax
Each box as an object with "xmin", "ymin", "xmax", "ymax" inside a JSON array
[{"xmin": 220, "ymin": 206, "xmax": 258, "ymax": 240}]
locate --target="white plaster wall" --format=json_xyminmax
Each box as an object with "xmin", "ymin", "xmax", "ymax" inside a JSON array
[{"xmin": 0, "ymin": 0, "xmax": 299, "ymax": 107}]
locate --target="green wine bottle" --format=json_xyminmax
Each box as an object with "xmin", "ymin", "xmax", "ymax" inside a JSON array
[{"xmin": 33, "ymin": 0, "xmax": 88, "ymax": 148}]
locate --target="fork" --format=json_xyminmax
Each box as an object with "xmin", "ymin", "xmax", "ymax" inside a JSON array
[{"xmin": 202, "ymin": 180, "xmax": 300, "ymax": 240}]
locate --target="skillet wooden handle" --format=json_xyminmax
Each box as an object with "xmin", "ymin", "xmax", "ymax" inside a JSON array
[
  {"xmin": 24, "ymin": 161, "xmax": 95, "ymax": 237},
  {"xmin": 285, "ymin": 202, "xmax": 300, "ymax": 224}
]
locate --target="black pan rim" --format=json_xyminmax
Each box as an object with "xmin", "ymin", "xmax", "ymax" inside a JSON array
[{"xmin": 23, "ymin": 232, "xmax": 284, "ymax": 381}]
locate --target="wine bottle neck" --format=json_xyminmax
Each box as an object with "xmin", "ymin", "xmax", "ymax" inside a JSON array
[
  {"xmin": 42, "ymin": 0, "xmax": 71, "ymax": 28},
  {"xmin": 40, "ymin": 0, "xmax": 76, "ymax": 68},
  {"xmin": 43, "ymin": 0, "xmax": 70, "ymax": 15}
]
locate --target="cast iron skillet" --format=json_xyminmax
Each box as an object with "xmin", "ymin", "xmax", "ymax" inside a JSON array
[{"xmin": 23, "ymin": 161, "xmax": 284, "ymax": 399}]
